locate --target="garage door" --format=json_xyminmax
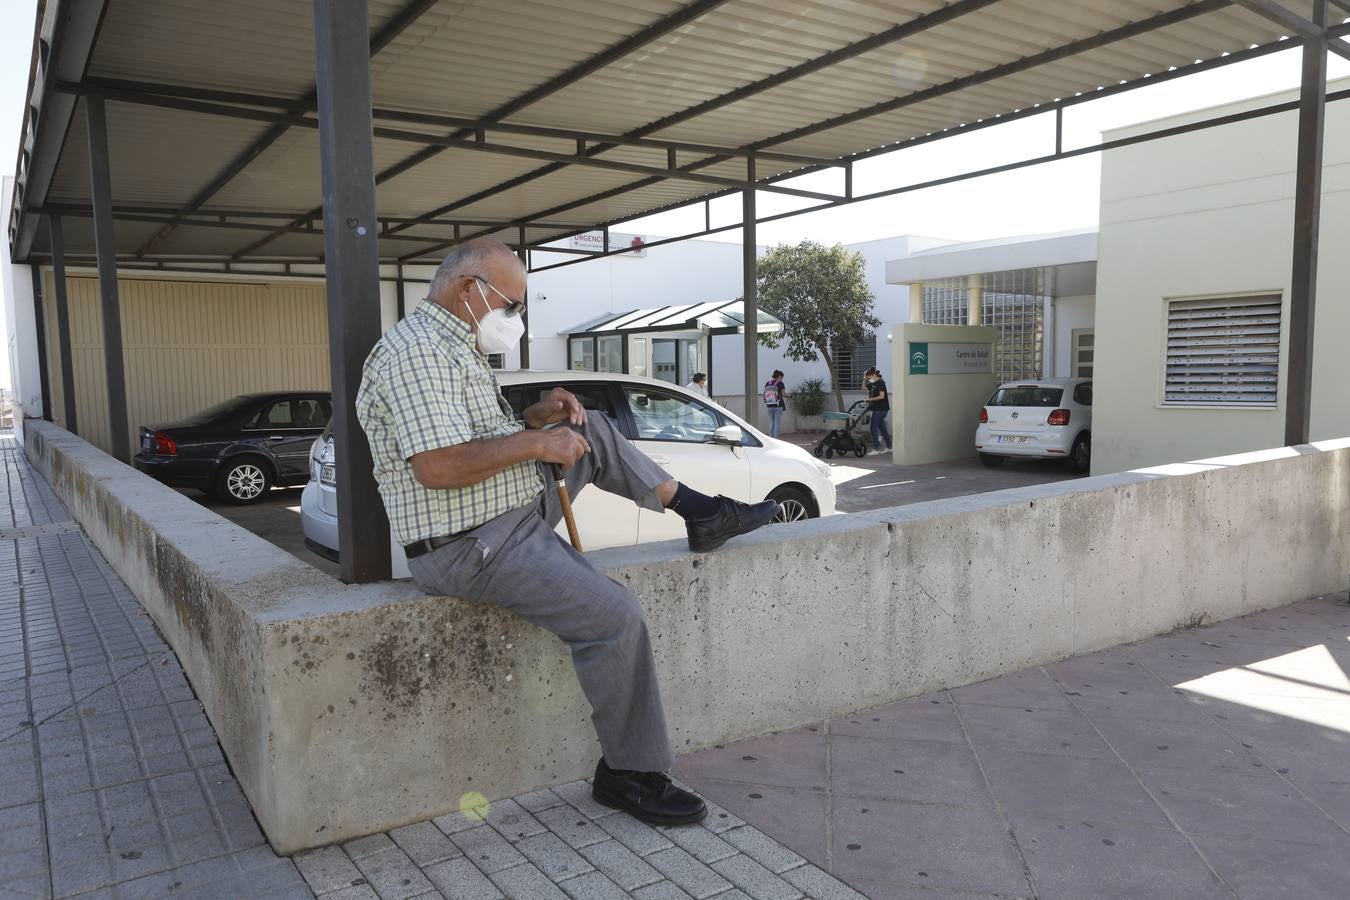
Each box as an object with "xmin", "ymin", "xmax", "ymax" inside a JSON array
[{"xmin": 43, "ymin": 275, "xmax": 330, "ymax": 456}]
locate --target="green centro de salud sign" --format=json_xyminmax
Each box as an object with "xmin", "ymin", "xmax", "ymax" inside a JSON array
[{"xmin": 908, "ymin": 342, "xmax": 929, "ymax": 375}]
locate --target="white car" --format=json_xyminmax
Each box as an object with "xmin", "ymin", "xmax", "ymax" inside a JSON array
[
  {"xmin": 302, "ymin": 370, "xmax": 836, "ymax": 576},
  {"xmin": 975, "ymin": 378, "xmax": 1093, "ymax": 472}
]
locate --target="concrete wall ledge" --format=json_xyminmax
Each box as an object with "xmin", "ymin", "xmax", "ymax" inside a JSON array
[{"xmin": 24, "ymin": 420, "xmax": 1350, "ymax": 853}]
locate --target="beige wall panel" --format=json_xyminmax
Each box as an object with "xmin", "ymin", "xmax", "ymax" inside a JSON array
[{"xmin": 42, "ymin": 275, "xmax": 331, "ymax": 456}]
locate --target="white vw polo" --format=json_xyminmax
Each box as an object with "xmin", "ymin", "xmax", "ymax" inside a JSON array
[{"xmin": 974, "ymin": 378, "xmax": 1093, "ymax": 472}]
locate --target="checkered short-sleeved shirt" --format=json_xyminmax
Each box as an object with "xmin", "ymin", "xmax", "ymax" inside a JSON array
[{"xmin": 355, "ymin": 302, "xmax": 543, "ymax": 545}]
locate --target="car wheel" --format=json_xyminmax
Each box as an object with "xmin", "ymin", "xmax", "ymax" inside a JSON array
[
  {"xmin": 768, "ymin": 486, "xmax": 814, "ymax": 524},
  {"xmin": 1070, "ymin": 433, "xmax": 1091, "ymax": 473},
  {"xmin": 979, "ymin": 452, "xmax": 1005, "ymax": 468},
  {"xmin": 217, "ymin": 457, "xmax": 272, "ymax": 504}
]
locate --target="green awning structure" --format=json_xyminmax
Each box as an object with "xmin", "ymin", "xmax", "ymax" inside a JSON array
[{"xmin": 565, "ymin": 299, "xmax": 783, "ymax": 337}]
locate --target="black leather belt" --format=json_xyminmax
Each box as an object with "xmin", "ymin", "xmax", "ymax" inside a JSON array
[{"xmin": 403, "ymin": 532, "xmax": 469, "ymax": 560}]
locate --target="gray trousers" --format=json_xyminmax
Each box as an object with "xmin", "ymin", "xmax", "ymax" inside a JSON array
[{"xmin": 406, "ymin": 413, "xmax": 677, "ymax": 772}]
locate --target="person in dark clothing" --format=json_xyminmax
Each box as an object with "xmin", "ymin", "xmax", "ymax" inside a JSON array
[{"xmin": 866, "ymin": 369, "xmax": 892, "ymax": 454}]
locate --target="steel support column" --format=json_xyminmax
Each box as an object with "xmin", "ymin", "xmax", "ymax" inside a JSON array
[
  {"xmin": 742, "ymin": 157, "xmax": 758, "ymax": 429},
  {"xmin": 517, "ymin": 225, "xmax": 530, "ymax": 368},
  {"xmin": 85, "ymin": 96, "xmax": 130, "ymax": 461},
  {"xmin": 395, "ymin": 263, "xmax": 406, "ymax": 320},
  {"xmin": 1285, "ymin": 3, "xmax": 1327, "ymax": 446},
  {"xmin": 47, "ymin": 217, "xmax": 78, "ymax": 432},
  {"xmin": 29, "ymin": 264, "xmax": 53, "ymax": 422},
  {"xmin": 313, "ymin": 0, "xmax": 391, "ymax": 583}
]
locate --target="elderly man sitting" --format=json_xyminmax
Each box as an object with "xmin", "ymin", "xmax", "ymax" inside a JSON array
[{"xmin": 355, "ymin": 239, "xmax": 779, "ymax": 825}]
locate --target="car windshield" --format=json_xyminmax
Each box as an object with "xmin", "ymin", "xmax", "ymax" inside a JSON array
[
  {"xmin": 988, "ymin": 386, "xmax": 1063, "ymax": 407},
  {"xmin": 180, "ymin": 395, "xmax": 257, "ymax": 425}
]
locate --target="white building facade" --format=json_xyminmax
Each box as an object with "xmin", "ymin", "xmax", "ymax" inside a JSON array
[{"xmin": 1092, "ymin": 78, "xmax": 1350, "ymax": 473}]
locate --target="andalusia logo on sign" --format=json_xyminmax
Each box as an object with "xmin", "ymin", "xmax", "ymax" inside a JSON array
[{"xmin": 909, "ymin": 342, "xmax": 928, "ymax": 375}]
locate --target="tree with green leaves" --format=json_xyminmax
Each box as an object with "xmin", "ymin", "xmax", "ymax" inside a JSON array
[{"xmin": 756, "ymin": 241, "xmax": 879, "ymax": 412}]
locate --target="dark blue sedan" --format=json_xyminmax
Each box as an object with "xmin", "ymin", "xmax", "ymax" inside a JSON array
[{"xmin": 133, "ymin": 392, "xmax": 332, "ymax": 504}]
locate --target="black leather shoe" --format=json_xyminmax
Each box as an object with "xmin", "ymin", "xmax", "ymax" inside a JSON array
[
  {"xmin": 686, "ymin": 496, "xmax": 781, "ymax": 553},
  {"xmin": 591, "ymin": 759, "xmax": 707, "ymax": 826}
]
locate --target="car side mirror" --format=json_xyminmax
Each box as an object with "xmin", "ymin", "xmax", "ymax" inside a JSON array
[{"xmin": 710, "ymin": 425, "xmax": 743, "ymax": 445}]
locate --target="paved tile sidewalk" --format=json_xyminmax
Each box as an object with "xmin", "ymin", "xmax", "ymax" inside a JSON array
[
  {"xmin": 0, "ymin": 435, "xmax": 859, "ymax": 899},
  {"xmin": 675, "ymin": 593, "xmax": 1350, "ymax": 899}
]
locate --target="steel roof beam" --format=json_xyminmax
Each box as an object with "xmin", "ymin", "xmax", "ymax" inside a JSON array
[
  {"xmin": 10, "ymin": 0, "xmax": 109, "ymax": 263},
  {"xmin": 750, "ymin": 0, "xmax": 1231, "ymax": 151},
  {"xmin": 1232, "ymin": 0, "xmax": 1350, "ymax": 61},
  {"xmin": 422, "ymin": 0, "xmax": 1236, "ymax": 259},
  {"xmin": 230, "ymin": 0, "xmax": 732, "ymax": 260},
  {"xmin": 57, "ymin": 85, "xmax": 843, "ymax": 204},
  {"xmin": 62, "ymin": 78, "xmax": 836, "ymax": 166},
  {"xmin": 521, "ymin": 86, "xmax": 1350, "ymax": 275},
  {"xmin": 36, "ymin": 200, "xmax": 588, "ymax": 231},
  {"xmin": 132, "ymin": 0, "xmax": 440, "ymax": 258},
  {"xmin": 383, "ymin": 0, "xmax": 1003, "ymax": 241},
  {"xmin": 422, "ymin": 37, "xmax": 1304, "ymax": 261}
]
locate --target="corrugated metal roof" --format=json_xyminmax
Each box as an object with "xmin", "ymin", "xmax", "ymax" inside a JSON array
[{"xmin": 11, "ymin": 0, "xmax": 1336, "ymax": 266}]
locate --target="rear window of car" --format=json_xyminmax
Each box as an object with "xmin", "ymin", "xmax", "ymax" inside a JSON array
[
  {"xmin": 503, "ymin": 383, "xmax": 618, "ymax": 419},
  {"xmin": 988, "ymin": 386, "xmax": 1063, "ymax": 407}
]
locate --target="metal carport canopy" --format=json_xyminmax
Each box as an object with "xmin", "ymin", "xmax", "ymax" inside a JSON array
[
  {"xmin": 9, "ymin": 0, "xmax": 1339, "ymax": 267},
  {"xmin": 9, "ymin": 0, "xmax": 1346, "ymax": 583}
]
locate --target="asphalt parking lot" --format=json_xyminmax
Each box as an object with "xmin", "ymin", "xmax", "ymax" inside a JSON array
[
  {"xmin": 195, "ymin": 432, "xmax": 1083, "ymax": 578},
  {"xmin": 773, "ymin": 434, "xmax": 1085, "ymax": 513},
  {"xmin": 179, "ymin": 486, "xmax": 342, "ymax": 579}
]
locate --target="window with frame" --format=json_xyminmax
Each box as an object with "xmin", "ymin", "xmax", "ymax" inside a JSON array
[
  {"xmin": 829, "ymin": 335, "xmax": 876, "ymax": 389},
  {"xmin": 244, "ymin": 398, "xmax": 327, "ymax": 429},
  {"xmin": 1071, "ymin": 329, "xmax": 1094, "ymax": 377},
  {"xmin": 622, "ymin": 386, "xmax": 721, "ymax": 443},
  {"xmin": 1163, "ymin": 295, "xmax": 1281, "ymax": 406}
]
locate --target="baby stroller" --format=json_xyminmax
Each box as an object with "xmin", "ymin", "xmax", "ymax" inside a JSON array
[{"xmin": 812, "ymin": 400, "xmax": 872, "ymax": 459}]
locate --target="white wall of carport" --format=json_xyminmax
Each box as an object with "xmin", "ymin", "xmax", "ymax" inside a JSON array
[
  {"xmin": 2, "ymin": 176, "xmax": 44, "ymax": 441},
  {"xmin": 1093, "ymin": 78, "xmax": 1350, "ymax": 474},
  {"xmin": 1053, "ymin": 294, "xmax": 1095, "ymax": 378}
]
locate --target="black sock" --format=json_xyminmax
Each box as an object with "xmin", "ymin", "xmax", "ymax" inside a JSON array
[{"xmin": 666, "ymin": 483, "xmax": 720, "ymax": 520}]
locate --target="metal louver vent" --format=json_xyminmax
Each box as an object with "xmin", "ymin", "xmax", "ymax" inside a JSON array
[{"xmin": 1164, "ymin": 295, "xmax": 1281, "ymax": 405}]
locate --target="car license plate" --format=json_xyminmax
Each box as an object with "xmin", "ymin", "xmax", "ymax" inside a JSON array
[
  {"xmin": 320, "ymin": 464, "xmax": 336, "ymax": 485},
  {"xmin": 998, "ymin": 435, "xmax": 1029, "ymax": 444}
]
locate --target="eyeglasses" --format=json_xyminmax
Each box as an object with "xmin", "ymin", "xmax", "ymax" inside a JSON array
[{"xmin": 469, "ymin": 274, "xmax": 526, "ymax": 317}]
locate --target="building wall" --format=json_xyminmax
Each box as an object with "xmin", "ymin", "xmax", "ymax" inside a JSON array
[
  {"xmin": 43, "ymin": 274, "xmax": 330, "ymax": 455},
  {"xmin": 1093, "ymin": 80, "xmax": 1350, "ymax": 473}
]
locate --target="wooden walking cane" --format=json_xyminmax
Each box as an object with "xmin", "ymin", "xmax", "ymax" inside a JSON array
[{"xmin": 551, "ymin": 463, "xmax": 583, "ymax": 551}]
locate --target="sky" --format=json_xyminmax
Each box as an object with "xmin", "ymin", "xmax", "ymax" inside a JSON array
[{"xmin": 0, "ymin": 1, "xmax": 1347, "ymax": 391}]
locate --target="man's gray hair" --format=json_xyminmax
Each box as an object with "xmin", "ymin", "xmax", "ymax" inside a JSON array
[{"xmin": 429, "ymin": 239, "xmax": 514, "ymax": 299}]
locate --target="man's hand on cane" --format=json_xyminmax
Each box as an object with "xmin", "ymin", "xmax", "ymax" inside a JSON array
[{"xmin": 534, "ymin": 426, "xmax": 590, "ymax": 467}]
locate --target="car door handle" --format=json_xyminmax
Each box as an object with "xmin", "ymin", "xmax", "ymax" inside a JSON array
[
  {"xmin": 268, "ymin": 435, "xmax": 286, "ymax": 441},
  {"xmin": 647, "ymin": 455, "xmax": 671, "ymax": 465}
]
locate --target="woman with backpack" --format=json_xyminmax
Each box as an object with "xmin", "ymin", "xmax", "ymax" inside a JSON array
[
  {"xmin": 866, "ymin": 368, "xmax": 892, "ymax": 455},
  {"xmin": 763, "ymin": 370, "xmax": 786, "ymax": 438}
]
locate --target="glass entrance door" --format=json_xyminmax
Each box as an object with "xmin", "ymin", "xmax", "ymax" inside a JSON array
[{"xmin": 652, "ymin": 339, "xmax": 677, "ymax": 384}]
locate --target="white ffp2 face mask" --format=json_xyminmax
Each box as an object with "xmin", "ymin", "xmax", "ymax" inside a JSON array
[{"xmin": 469, "ymin": 281, "xmax": 525, "ymax": 355}]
